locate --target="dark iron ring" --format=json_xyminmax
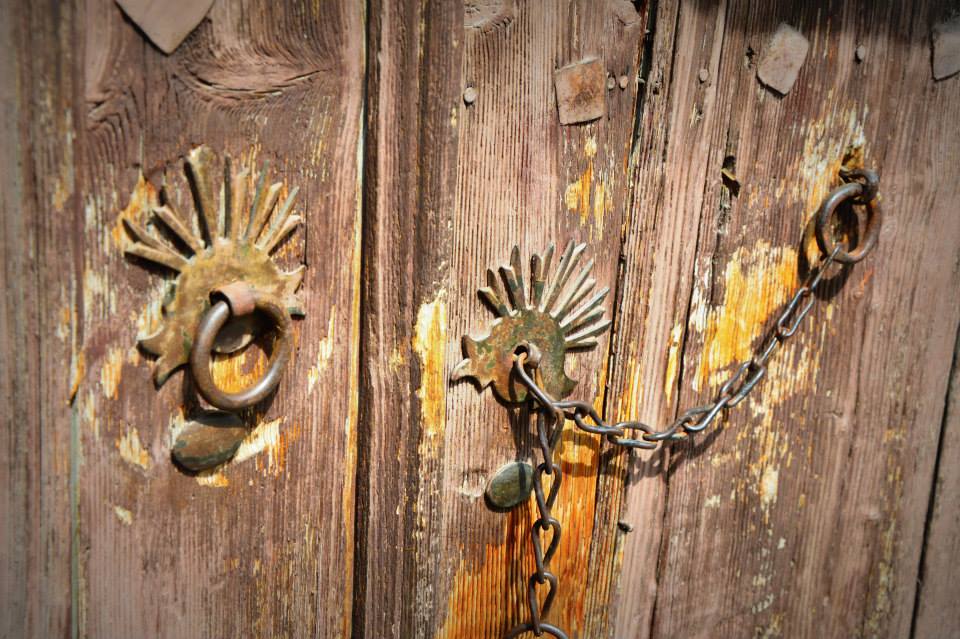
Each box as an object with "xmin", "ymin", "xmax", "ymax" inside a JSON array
[
  {"xmin": 190, "ymin": 288, "xmax": 292, "ymax": 412},
  {"xmin": 504, "ymin": 623, "xmax": 569, "ymax": 639},
  {"xmin": 815, "ymin": 175, "xmax": 882, "ymax": 264}
]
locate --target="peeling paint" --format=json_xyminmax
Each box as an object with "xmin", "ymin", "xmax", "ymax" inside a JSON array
[
  {"xmin": 116, "ymin": 427, "xmax": 151, "ymax": 470},
  {"xmin": 562, "ymin": 138, "xmax": 612, "ymax": 235},
  {"xmin": 759, "ymin": 465, "xmax": 779, "ymax": 510},
  {"xmin": 663, "ymin": 323, "xmax": 683, "ymax": 404},
  {"xmin": 412, "ymin": 291, "xmax": 448, "ymax": 455},
  {"xmin": 195, "ymin": 470, "xmax": 229, "ymax": 488},
  {"xmin": 307, "ymin": 310, "xmax": 336, "ymax": 392},
  {"xmin": 388, "ymin": 345, "xmax": 406, "ymax": 372},
  {"xmin": 112, "ymin": 505, "xmax": 133, "ymax": 526},
  {"xmin": 692, "ymin": 241, "xmax": 798, "ymax": 392},
  {"xmin": 100, "ymin": 347, "xmax": 125, "ymax": 399},
  {"xmin": 233, "ymin": 417, "xmax": 286, "ymax": 475}
]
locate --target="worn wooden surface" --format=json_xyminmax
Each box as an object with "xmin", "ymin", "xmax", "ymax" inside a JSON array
[
  {"xmin": 913, "ymin": 328, "xmax": 960, "ymax": 639},
  {"xmin": 1, "ymin": 0, "xmax": 364, "ymax": 637},
  {"xmin": 1, "ymin": 2, "xmax": 79, "ymax": 638},
  {"xmin": 607, "ymin": 1, "xmax": 960, "ymax": 638},
  {"xmin": 3, "ymin": 1, "xmax": 960, "ymax": 638}
]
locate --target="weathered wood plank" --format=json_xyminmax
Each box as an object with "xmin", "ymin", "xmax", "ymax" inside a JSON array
[
  {"xmin": 357, "ymin": 0, "xmax": 646, "ymax": 635},
  {"xmin": 913, "ymin": 327, "xmax": 960, "ymax": 638},
  {"xmin": 0, "ymin": 2, "xmax": 80, "ymax": 638},
  {"xmin": 607, "ymin": 1, "xmax": 960, "ymax": 638},
  {"xmin": 74, "ymin": 1, "xmax": 364, "ymax": 636}
]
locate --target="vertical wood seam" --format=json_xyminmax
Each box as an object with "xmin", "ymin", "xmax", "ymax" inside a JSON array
[
  {"xmin": 908, "ymin": 313, "xmax": 960, "ymax": 638},
  {"xmin": 351, "ymin": 0, "xmax": 373, "ymax": 636}
]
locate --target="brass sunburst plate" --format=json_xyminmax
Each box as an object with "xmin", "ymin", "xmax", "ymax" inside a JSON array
[
  {"xmin": 451, "ymin": 241, "xmax": 611, "ymax": 403},
  {"xmin": 121, "ymin": 146, "xmax": 305, "ymax": 386}
]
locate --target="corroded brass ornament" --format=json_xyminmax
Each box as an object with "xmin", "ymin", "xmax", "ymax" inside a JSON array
[
  {"xmin": 121, "ymin": 146, "xmax": 305, "ymax": 386},
  {"xmin": 451, "ymin": 241, "xmax": 611, "ymax": 402}
]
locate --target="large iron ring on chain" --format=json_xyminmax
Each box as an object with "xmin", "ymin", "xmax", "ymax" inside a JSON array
[
  {"xmin": 815, "ymin": 168, "xmax": 882, "ymax": 264},
  {"xmin": 189, "ymin": 282, "xmax": 292, "ymax": 412}
]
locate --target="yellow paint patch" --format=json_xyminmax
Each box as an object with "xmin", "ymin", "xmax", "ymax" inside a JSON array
[
  {"xmin": 617, "ymin": 355, "xmax": 644, "ymax": 421},
  {"xmin": 562, "ymin": 138, "xmax": 612, "ymax": 235},
  {"xmin": 664, "ymin": 323, "xmax": 683, "ymax": 404},
  {"xmin": 307, "ymin": 310, "xmax": 336, "ymax": 392},
  {"xmin": 113, "ymin": 505, "xmax": 133, "ymax": 526},
  {"xmin": 100, "ymin": 347, "xmax": 124, "ymax": 399},
  {"xmin": 211, "ymin": 347, "xmax": 268, "ymax": 394},
  {"xmin": 116, "ymin": 427, "xmax": 151, "ymax": 470},
  {"xmin": 584, "ymin": 135, "xmax": 598, "ymax": 158},
  {"xmin": 412, "ymin": 291, "xmax": 447, "ymax": 453},
  {"xmin": 692, "ymin": 241, "xmax": 798, "ymax": 392}
]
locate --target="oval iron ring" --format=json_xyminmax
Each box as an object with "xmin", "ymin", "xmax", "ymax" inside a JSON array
[
  {"xmin": 815, "ymin": 169, "xmax": 882, "ymax": 264},
  {"xmin": 190, "ymin": 285, "xmax": 292, "ymax": 412}
]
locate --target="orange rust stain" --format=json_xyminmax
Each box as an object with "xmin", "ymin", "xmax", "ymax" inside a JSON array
[
  {"xmin": 440, "ymin": 428, "xmax": 601, "ymax": 636},
  {"xmin": 412, "ymin": 291, "xmax": 447, "ymax": 452},
  {"xmin": 693, "ymin": 241, "xmax": 799, "ymax": 392},
  {"xmin": 439, "ymin": 507, "xmax": 533, "ymax": 637}
]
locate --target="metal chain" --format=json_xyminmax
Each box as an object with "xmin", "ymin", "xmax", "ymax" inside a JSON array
[
  {"xmin": 501, "ymin": 169, "xmax": 880, "ymax": 637},
  {"xmin": 504, "ymin": 397, "xmax": 568, "ymax": 639}
]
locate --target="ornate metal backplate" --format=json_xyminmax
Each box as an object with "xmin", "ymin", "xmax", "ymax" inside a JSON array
[
  {"xmin": 121, "ymin": 146, "xmax": 305, "ymax": 386},
  {"xmin": 451, "ymin": 241, "xmax": 611, "ymax": 403}
]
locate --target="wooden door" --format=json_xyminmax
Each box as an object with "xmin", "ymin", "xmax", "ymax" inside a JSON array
[{"xmin": 3, "ymin": 1, "xmax": 959, "ymax": 638}]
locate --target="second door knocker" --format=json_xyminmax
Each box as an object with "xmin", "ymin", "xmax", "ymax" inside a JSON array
[
  {"xmin": 122, "ymin": 145, "xmax": 306, "ymax": 470},
  {"xmin": 453, "ymin": 168, "xmax": 882, "ymax": 639}
]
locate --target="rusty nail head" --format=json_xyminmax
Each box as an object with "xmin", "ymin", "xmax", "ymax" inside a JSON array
[
  {"xmin": 463, "ymin": 86, "xmax": 478, "ymax": 104},
  {"xmin": 618, "ymin": 74, "xmax": 629, "ymax": 89}
]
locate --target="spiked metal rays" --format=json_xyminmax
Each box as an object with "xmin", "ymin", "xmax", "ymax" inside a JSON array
[
  {"xmin": 123, "ymin": 145, "xmax": 305, "ymax": 386},
  {"xmin": 452, "ymin": 241, "xmax": 611, "ymax": 403}
]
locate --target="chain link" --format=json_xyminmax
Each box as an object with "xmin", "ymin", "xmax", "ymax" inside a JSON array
[{"xmin": 502, "ymin": 169, "xmax": 880, "ymax": 637}]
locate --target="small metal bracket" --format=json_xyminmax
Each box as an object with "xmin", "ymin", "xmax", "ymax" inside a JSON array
[{"xmin": 451, "ymin": 241, "xmax": 611, "ymax": 403}]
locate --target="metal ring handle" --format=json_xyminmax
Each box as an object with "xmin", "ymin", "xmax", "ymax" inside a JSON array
[
  {"xmin": 504, "ymin": 623, "xmax": 569, "ymax": 639},
  {"xmin": 815, "ymin": 172, "xmax": 882, "ymax": 264},
  {"xmin": 190, "ymin": 287, "xmax": 292, "ymax": 412}
]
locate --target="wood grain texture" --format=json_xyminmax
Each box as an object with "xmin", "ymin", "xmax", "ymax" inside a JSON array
[
  {"xmin": 0, "ymin": 2, "xmax": 81, "ymax": 638},
  {"xmin": 913, "ymin": 328, "xmax": 960, "ymax": 639},
  {"xmin": 357, "ymin": 1, "xmax": 646, "ymax": 636},
  {"xmin": 607, "ymin": 2, "xmax": 960, "ymax": 638},
  {"xmin": 4, "ymin": 1, "xmax": 960, "ymax": 637},
  {"xmin": 73, "ymin": 0, "xmax": 363, "ymax": 637}
]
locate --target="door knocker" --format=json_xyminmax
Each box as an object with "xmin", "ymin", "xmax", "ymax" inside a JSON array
[
  {"xmin": 453, "ymin": 168, "xmax": 881, "ymax": 638},
  {"xmin": 121, "ymin": 146, "xmax": 305, "ymax": 469}
]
